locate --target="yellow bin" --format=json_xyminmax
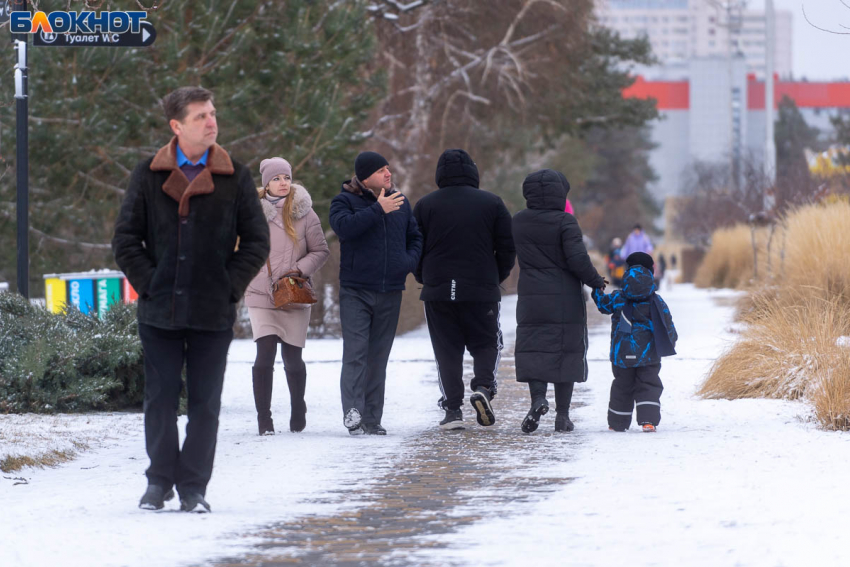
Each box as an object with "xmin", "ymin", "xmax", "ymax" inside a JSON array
[{"xmin": 44, "ymin": 278, "xmax": 68, "ymax": 314}]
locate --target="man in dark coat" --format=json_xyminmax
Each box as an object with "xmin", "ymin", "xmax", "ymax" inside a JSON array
[
  {"xmin": 329, "ymin": 151, "xmax": 423, "ymax": 436},
  {"xmin": 113, "ymin": 87, "xmax": 269, "ymax": 513},
  {"xmin": 512, "ymin": 169, "xmax": 607, "ymax": 433},
  {"xmin": 413, "ymin": 149, "xmax": 515, "ymax": 430}
]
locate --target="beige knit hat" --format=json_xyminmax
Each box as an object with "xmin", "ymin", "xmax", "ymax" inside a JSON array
[{"xmin": 260, "ymin": 157, "xmax": 292, "ymax": 188}]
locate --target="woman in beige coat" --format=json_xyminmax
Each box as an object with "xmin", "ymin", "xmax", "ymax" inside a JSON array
[{"xmin": 244, "ymin": 158, "xmax": 330, "ymax": 434}]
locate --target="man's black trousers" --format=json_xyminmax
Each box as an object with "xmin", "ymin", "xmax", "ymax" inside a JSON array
[
  {"xmin": 138, "ymin": 323, "xmax": 233, "ymax": 497},
  {"xmin": 424, "ymin": 301, "xmax": 502, "ymax": 411},
  {"xmin": 608, "ymin": 363, "xmax": 663, "ymax": 430}
]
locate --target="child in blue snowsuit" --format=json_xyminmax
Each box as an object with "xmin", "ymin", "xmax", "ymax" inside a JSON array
[{"xmin": 591, "ymin": 252, "xmax": 678, "ymax": 432}]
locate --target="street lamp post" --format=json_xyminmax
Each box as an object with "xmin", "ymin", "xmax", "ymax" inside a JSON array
[
  {"xmin": 765, "ymin": 0, "xmax": 777, "ymax": 191},
  {"xmin": 12, "ymin": 0, "xmax": 29, "ymax": 298}
]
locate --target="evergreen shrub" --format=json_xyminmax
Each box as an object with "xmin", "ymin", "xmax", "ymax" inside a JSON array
[{"xmin": 0, "ymin": 292, "xmax": 145, "ymax": 413}]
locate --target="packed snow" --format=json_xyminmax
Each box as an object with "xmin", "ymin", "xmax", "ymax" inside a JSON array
[{"xmin": 2, "ymin": 286, "xmax": 849, "ymax": 567}]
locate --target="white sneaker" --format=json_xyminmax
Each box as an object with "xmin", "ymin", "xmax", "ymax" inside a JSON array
[{"xmin": 343, "ymin": 407, "xmax": 362, "ymax": 431}]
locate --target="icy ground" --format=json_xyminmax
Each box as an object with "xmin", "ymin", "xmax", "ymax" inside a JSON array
[{"xmin": 2, "ymin": 286, "xmax": 850, "ymax": 567}]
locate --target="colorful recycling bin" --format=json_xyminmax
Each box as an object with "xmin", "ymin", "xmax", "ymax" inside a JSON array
[{"xmin": 43, "ymin": 270, "xmax": 136, "ymax": 317}]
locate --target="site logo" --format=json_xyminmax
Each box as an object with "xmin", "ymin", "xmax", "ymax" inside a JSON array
[{"xmin": 10, "ymin": 11, "xmax": 148, "ymax": 34}]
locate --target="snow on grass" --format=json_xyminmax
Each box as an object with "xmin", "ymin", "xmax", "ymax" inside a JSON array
[
  {"xmin": 0, "ymin": 331, "xmax": 443, "ymax": 567},
  {"xmin": 417, "ymin": 285, "xmax": 850, "ymax": 567}
]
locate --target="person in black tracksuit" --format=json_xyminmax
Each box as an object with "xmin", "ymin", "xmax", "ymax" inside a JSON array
[
  {"xmin": 591, "ymin": 252, "xmax": 678, "ymax": 432},
  {"xmin": 413, "ymin": 149, "xmax": 515, "ymax": 430}
]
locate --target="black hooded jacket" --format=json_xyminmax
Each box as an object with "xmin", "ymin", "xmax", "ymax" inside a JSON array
[
  {"xmin": 413, "ymin": 149, "xmax": 515, "ymax": 302},
  {"xmin": 512, "ymin": 169, "xmax": 605, "ymax": 383}
]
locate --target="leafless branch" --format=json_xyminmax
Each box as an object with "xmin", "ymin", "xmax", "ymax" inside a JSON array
[
  {"xmin": 31, "ymin": 117, "xmax": 83, "ymax": 126},
  {"xmin": 382, "ymin": 0, "xmax": 427, "ymax": 12},
  {"xmin": 76, "ymin": 171, "xmax": 125, "ymax": 196},
  {"xmin": 358, "ymin": 113, "xmax": 408, "ymax": 138},
  {"xmin": 29, "ymin": 226, "xmax": 112, "ymax": 250},
  {"xmin": 802, "ymin": 3, "xmax": 850, "ymax": 34}
]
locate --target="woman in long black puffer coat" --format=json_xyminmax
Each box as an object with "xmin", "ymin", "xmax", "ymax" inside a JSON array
[{"xmin": 512, "ymin": 169, "xmax": 607, "ymax": 433}]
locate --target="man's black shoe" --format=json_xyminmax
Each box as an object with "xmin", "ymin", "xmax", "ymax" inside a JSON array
[
  {"xmin": 521, "ymin": 397, "xmax": 549, "ymax": 433},
  {"xmin": 469, "ymin": 387, "xmax": 495, "ymax": 427},
  {"xmin": 179, "ymin": 493, "xmax": 211, "ymax": 513},
  {"xmin": 554, "ymin": 411, "xmax": 574, "ymax": 432},
  {"xmin": 439, "ymin": 408, "xmax": 464, "ymax": 430},
  {"xmin": 364, "ymin": 423, "xmax": 387, "ymax": 435},
  {"xmin": 138, "ymin": 485, "xmax": 175, "ymax": 510}
]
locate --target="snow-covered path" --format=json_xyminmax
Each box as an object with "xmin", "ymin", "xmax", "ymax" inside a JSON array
[
  {"xmin": 425, "ymin": 286, "xmax": 850, "ymax": 567},
  {"xmin": 2, "ymin": 286, "xmax": 850, "ymax": 567}
]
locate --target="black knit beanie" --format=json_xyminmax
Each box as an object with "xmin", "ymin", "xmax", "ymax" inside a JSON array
[
  {"xmin": 626, "ymin": 252, "xmax": 654, "ymax": 272},
  {"xmin": 355, "ymin": 151, "xmax": 389, "ymax": 182}
]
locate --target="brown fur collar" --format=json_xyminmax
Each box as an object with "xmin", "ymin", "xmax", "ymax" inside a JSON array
[
  {"xmin": 150, "ymin": 137, "xmax": 235, "ymax": 217},
  {"xmin": 342, "ymin": 176, "xmax": 396, "ymax": 200}
]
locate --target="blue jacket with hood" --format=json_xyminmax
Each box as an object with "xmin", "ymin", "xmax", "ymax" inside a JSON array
[{"xmin": 591, "ymin": 265, "xmax": 678, "ymax": 368}]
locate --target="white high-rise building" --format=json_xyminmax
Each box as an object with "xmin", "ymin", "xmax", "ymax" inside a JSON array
[{"xmin": 596, "ymin": 0, "xmax": 793, "ymax": 79}]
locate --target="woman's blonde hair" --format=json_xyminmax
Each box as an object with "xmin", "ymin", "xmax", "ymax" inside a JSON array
[{"xmin": 261, "ymin": 184, "xmax": 298, "ymax": 243}]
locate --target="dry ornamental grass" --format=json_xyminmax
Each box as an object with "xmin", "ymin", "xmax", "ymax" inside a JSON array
[{"xmin": 697, "ymin": 201, "xmax": 850, "ymax": 430}]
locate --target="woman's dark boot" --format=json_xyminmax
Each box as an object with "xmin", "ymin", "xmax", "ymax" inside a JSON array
[
  {"xmin": 252, "ymin": 366, "xmax": 275, "ymax": 435},
  {"xmin": 286, "ymin": 366, "xmax": 307, "ymax": 432},
  {"xmin": 554, "ymin": 382, "xmax": 575, "ymax": 432},
  {"xmin": 555, "ymin": 412, "xmax": 575, "ymax": 432}
]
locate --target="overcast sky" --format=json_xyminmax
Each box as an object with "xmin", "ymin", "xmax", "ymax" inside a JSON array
[{"xmin": 746, "ymin": 0, "xmax": 850, "ymax": 80}]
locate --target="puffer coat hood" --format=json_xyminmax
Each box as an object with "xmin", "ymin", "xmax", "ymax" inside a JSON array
[
  {"xmin": 522, "ymin": 169, "xmax": 569, "ymax": 212},
  {"xmin": 435, "ymin": 149, "xmax": 480, "ymax": 189},
  {"xmin": 621, "ymin": 263, "xmax": 656, "ymax": 301}
]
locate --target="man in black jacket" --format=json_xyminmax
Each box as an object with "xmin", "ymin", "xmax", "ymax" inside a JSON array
[
  {"xmin": 329, "ymin": 151, "xmax": 422, "ymax": 436},
  {"xmin": 413, "ymin": 149, "xmax": 515, "ymax": 430},
  {"xmin": 113, "ymin": 87, "xmax": 269, "ymax": 513}
]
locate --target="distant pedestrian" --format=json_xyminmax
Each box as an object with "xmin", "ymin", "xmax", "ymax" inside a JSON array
[
  {"xmin": 591, "ymin": 252, "xmax": 678, "ymax": 433},
  {"xmin": 620, "ymin": 223, "xmax": 654, "ymax": 258},
  {"xmin": 656, "ymin": 253, "xmax": 667, "ymax": 286},
  {"xmin": 413, "ymin": 149, "xmax": 516, "ymax": 430},
  {"xmin": 512, "ymin": 169, "xmax": 607, "ymax": 434},
  {"xmin": 606, "ymin": 237, "xmax": 626, "ymax": 288},
  {"xmin": 113, "ymin": 86, "xmax": 269, "ymax": 513},
  {"xmin": 244, "ymin": 158, "xmax": 329, "ymax": 435},
  {"xmin": 329, "ymin": 151, "xmax": 422, "ymax": 435}
]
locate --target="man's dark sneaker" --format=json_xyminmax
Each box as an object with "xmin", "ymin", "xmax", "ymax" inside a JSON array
[
  {"xmin": 554, "ymin": 412, "xmax": 574, "ymax": 432},
  {"xmin": 469, "ymin": 387, "xmax": 495, "ymax": 426},
  {"xmin": 343, "ymin": 407, "xmax": 362, "ymax": 432},
  {"xmin": 439, "ymin": 408, "xmax": 464, "ymax": 430},
  {"xmin": 348, "ymin": 424, "xmax": 366, "ymax": 436},
  {"xmin": 364, "ymin": 423, "xmax": 387, "ymax": 435},
  {"xmin": 139, "ymin": 484, "xmax": 175, "ymax": 510},
  {"xmin": 521, "ymin": 397, "xmax": 549, "ymax": 433},
  {"xmin": 179, "ymin": 493, "xmax": 211, "ymax": 513}
]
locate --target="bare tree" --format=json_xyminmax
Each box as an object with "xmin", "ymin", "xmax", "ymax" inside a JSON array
[{"xmin": 360, "ymin": 0, "xmax": 624, "ymax": 199}]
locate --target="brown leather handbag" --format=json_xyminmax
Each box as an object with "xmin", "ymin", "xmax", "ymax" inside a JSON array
[{"xmin": 267, "ymin": 259, "xmax": 317, "ymax": 307}]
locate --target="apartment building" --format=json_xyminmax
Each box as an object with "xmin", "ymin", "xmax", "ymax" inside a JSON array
[{"xmin": 596, "ymin": 0, "xmax": 793, "ymax": 78}]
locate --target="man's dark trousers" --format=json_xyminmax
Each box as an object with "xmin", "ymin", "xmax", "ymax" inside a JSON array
[
  {"xmin": 339, "ymin": 286, "xmax": 403, "ymax": 426},
  {"xmin": 139, "ymin": 323, "xmax": 233, "ymax": 497},
  {"xmin": 424, "ymin": 301, "xmax": 502, "ymax": 411},
  {"xmin": 608, "ymin": 363, "xmax": 663, "ymax": 430}
]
